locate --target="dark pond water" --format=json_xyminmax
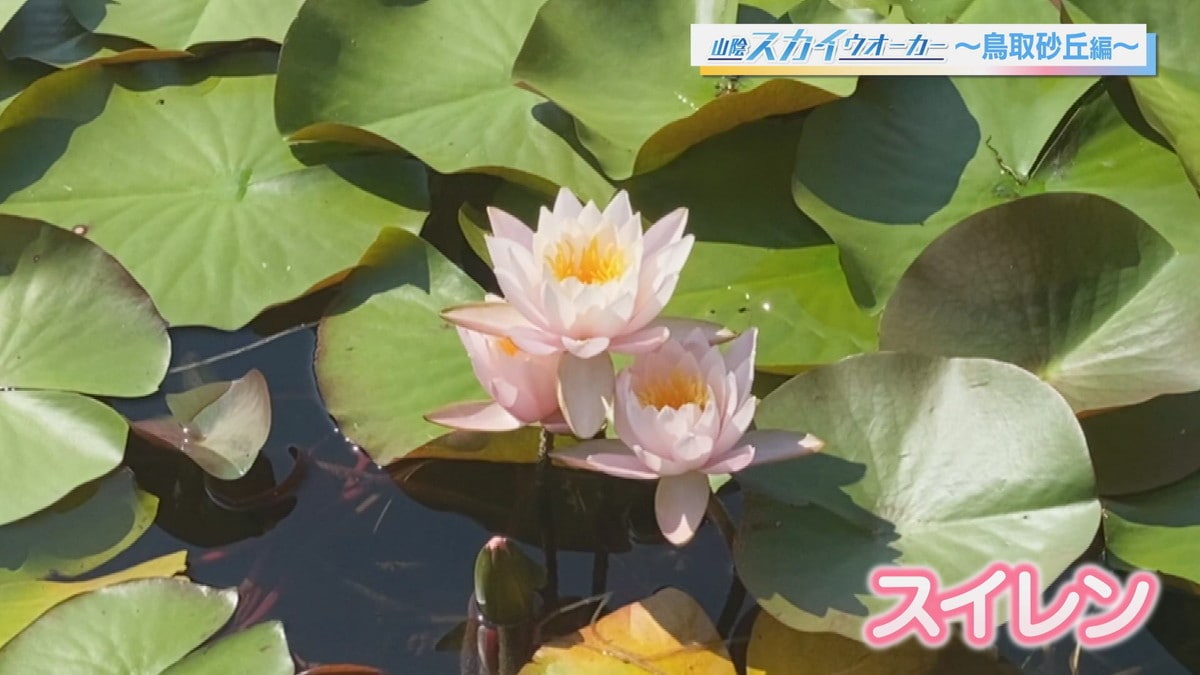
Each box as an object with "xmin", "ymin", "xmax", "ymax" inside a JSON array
[
  {"xmin": 101, "ymin": 312, "xmax": 739, "ymax": 673},
  {"xmin": 96, "ymin": 298, "xmax": 1200, "ymax": 674}
]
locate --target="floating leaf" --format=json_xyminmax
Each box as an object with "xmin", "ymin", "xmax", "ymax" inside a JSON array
[
  {"xmin": 0, "ymin": 52, "xmax": 428, "ymax": 329},
  {"xmin": 627, "ymin": 116, "xmax": 877, "ymax": 369},
  {"xmin": 0, "ymin": 57, "xmax": 52, "ymax": 115},
  {"xmin": 1069, "ymin": 0, "xmax": 1200, "ymax": 187},
  {"xmin": 794, "ymin": 67, "xmax": 1200, "ymax": 308},
  {"xmin": 0, "ymin": 0, "xmax": 153, "ymax": 66},
  {"xmin": 1105, "ymin": 471, "xmax": 1200, "ymax": 585},
  {"xmin": 0, "ymin": 469, "xmax": 157, "ymax": 582},
  {"xmin": 66, "ymin": 0, "xmax": 305, "ymax": 50},
  {"xmin": 133, "ymin": 370, "xmax": 272, "ymax": 480},
  {"xmin": 519, "ymin": 587, "xmax": 736, "ymax": 674},
  {"xmin": 162, "ymin": 621, "xmax": 292, "ymax": 675},
  {"xmin": 1082, "ymin": 391, "xmax": 1200, "ymax": 496},
  {"xmin": 735, "ymin": 353, "xmax": 1100, "ymax": 639},
  {"xmin": 881, "ymin": 193, "xmax": 1200, "ymax": 413},
  {"xmin": 746, "ymin": 611, "xmax": 1018, "ymax": 674},
  {"xmin": 0, "ymin": 551, "xmax": 187, "ymax": 648},
  {"xmin": 0, "ymin": 216, "xmax": 167, "ymax": 524},
  {"xmin": 512, "ymin": 0, "xmax": 854, "ymax": 179},
  {"xmin": 276, "ymin": 0, "xmax": 612, "ymax": 202},
  {"xmin": 0, "ymin": 216, "xmax": 168, "ymax": 395},
  {"xmin": 316, "ymin": 228, "xmax": 484, "ymax": 466}
]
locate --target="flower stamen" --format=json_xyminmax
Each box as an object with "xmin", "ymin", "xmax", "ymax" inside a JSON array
[
  {"xmin": 546, "ymin": 236, "xmax": 627, "ymax": 284},
  {"xmin": 635, "ymin": 370, "xmax": 710, "ymax": 410}
]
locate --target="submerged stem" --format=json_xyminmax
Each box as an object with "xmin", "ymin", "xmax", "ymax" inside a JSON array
[
  {"xmin": 536, "ymin": 427, "xmax": 559, "ymax": 607},
  {"xmin": 706, "ymin": 491, "xmax": 737, "ymax": 553}
]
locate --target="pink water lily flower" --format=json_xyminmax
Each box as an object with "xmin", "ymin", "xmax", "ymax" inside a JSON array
[
  {"xmin": 442, "ymin": 188, "xmax": 724, "ymax": 439},
  {"xmin": 426, "ymin": 304, "xmax": 568, "ymax": 434},
  {"xmin": 553, "ymin": 328, "xmax": 824, "ymax": 546}
]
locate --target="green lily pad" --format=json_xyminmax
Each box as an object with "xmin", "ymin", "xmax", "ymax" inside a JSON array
[
  {"xmin": 275, "ymin": 0, "xmax": 612, "ymax": 203},
  {"xmin": 0, "ymin": 391, "xmax": 129, "ymax": 528},
  {"xmin": 0, "ymin": 576, "xmax": 291, "ymax": 674},
  {"xmin": 316, "ymin": 228, "xmax": 485, "ymax": 466},
  {"xmin": 162, "ymin": 621, "xmax": 292, "ymax": 675},
  {"xmin": 511, "ymin": 0, "xmax": 855, "ymax": 179},
  {"xmin": 627, "ymin": 116, "xmax": 877, "ymax": 369},
  {"xmin": 1, "ymin": 216, "xmax": 167, "ymax": 395},
  {"xmin": 0, "ymin": 52, "xmax": 429, "ymax": 329},
  {"xmin": 133, "ymin": 370, "xmax": 272, "ymax": 480},
  {"xmin": 0, "ymin": 216, "xmax": 168, "ymax": 525},
  {"xmin": 0, "ymin": 469, "xmax": 157, "ymax": 582},
  {"xmin": 66, "ymin": 0, "xmax": 305, "ymax": 50},
  {"xmin": 794, "ymin": 66, "xmax": 1200, "ymax": 308},
  {"xmin": 1069, "ymin": 0, "xmax": 1200, "ymax": 187},
  {"xmin": 881, "ymin": 192, "xmax": 1200, "ymax": 413},
  {"xmin": 0, "ymin": 551, "xmax": 188, "ymax": 648},
  {"xmin": 1082, "ymin": 391, "xmax": 1200, "ymax": 497},
  {"xmin": 0, "ymin": 57, "xmax": 52, "ymax": 115},
  {"xmin": 0, "ymin": 0, "xmax": 150, "ymax": 67},
  {"xmin": 1105, "ymin": 471, "xmax": 1200, "ymax": 585},
  {"xmin": 735, "ymin": 352, "xmax": 1100, "ymax": 639}
]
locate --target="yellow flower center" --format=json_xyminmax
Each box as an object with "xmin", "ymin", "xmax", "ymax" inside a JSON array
[
  {"xmin": 546, "ymin": 236, "xmax": 627, "ymax": 285},
  {"xmin": 635, "ymin": 371, "xmax": 710, "ymax": 410},
  {"xmin": 494, "ymin": 336, "xmax": 521, "ymax": 357}
]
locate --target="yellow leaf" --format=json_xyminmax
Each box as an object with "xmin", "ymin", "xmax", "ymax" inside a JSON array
[
  {"xmin": 0, "ymin": 550, "xmax": 188, "ymax": 647},
  {"xmin": 520, "ymin": 587, "xmax": 735, "ymax": 674},
  {"xmin": 746, "ymin": 612, "xmax": 1017, "ymax": 675}
]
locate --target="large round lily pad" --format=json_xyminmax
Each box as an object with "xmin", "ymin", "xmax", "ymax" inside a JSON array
[
  {"xmin": 511, "ymin": 0, "xmax": 854, "ymax": 179},
  {"xmin": 626, "ymin": 116, "xmax": 877, "ymax": 370},
  {"xmin": 0, "ymin": 469, "xmax": 156, "ymax": 582},
  {"xmin": 275, "ymin": 0, "xmax": 612, "ymax": 203},
  {"xmin": 1069, "ymin": 0, "xmax": 1200, "ymax": 188},
  {"xmin": 316, "ymin": 228, "xmax": 485, "ymax": 466},
  {"xmin": 794, "ymin": 66, "xmax": 1200, "ymax": 308},
  {"xmin": 1105, "ymin": 471, "xmax": 1200, "ymax": 586},
  {"xmin": 0, "ymin": 52, "xmax": 429, "ymax": 329},
  {"xmin": 735, "ymin": 352, "xmax": 1100, "ymax": 639},
  {"xmin": 66, "ymin": 0, "xmax": 305, "ymax": 50},
  {"xmin": 881, "ymin": 192, "xmax": 1200, "ymax": 413},
  {"xmin": 0, "ymin": 215, "xmax": 169, "ymax": 525},
  {"xmin": 0, "ymin": 576, "xmax": 290, "ymax": 674}
]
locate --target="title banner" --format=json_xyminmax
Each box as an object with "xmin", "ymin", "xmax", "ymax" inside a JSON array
[{"xmin": 692, "ymin": 24, "xmax": 1155, "ymax": 76}]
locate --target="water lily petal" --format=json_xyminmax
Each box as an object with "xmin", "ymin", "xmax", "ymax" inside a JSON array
[
  {"xmin": 610, "ymin": 326, "xmax": 670, "ymax": 354},
  {"xmin": 487, "ymin": 206, "xmax": 533, "ymax": 249},
  {"xmin": 655, "ymin": 472, "xmax": 710, "ymax": 546},
  {"xmin": 426, "ymin": 400, "xmax": 524, "ymax": 432},
  {"xmin": 507, "ymin": 326, "xmax": 563, "ymax": 356},
  {"xmin": 703, "ymin": 443, "xmax": 756, "ymax": 474},
  {"xmin": 643, "ymin": 207, "xmax": 687, "ymax": 256},
  {"xmin": 563, "ymin": 336, "xmax": 611, "ymax": 359},
  {"xmin": 442, "ymin": 301, "xmax": 528, "ymax": 337},
  {"xmin": 740, "ymin": 430, "xmax": 825, "ymax": 465},
  {"xmin": 552, "ymin": 187, "xmax": 583, "ymax": 220},
  {"xmin": 554, "ymin": 439, "xmax": 657, "ymax": 479},
  {"xmin": 557, "ymin": 351, "xmax": 615, "ymax": 438},
  {"xmin": 647, "ymin": 317, "xmax": 735, "ymax": 345},
  {"xmin": 602, "ymin": 190, "xmax": 634, "ymax": 224}
]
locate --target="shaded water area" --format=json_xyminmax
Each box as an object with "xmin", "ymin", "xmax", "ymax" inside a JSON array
[
  {"xmin": 102, "ymin": 315, "xmax": 739, "ymax": 673},
  {"xmin": 95, "ymin": 308, "xmax": 1200, "ymax": 674}
]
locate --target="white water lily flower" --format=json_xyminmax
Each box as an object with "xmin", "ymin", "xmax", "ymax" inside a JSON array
[
  {"xmin": 442, "ymin": 188, "xmax": 725, "ymax": 438},
  {"xmin": 554, "ymin": 328, "xmax": 824, "ymax": 546},
  {"xmin": 426, "ymin": 298, "xmax": 567, "ymax": 433}
]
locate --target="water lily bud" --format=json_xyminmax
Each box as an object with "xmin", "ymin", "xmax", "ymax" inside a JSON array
[{"xmin": 473, "ymin": 536, "xmax": 545, "ymax": 626}]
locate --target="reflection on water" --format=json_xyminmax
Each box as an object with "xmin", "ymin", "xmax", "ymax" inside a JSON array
[{"xmin": 94, "ymin": 319, "xmax": 1200, "ymax": 673}]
